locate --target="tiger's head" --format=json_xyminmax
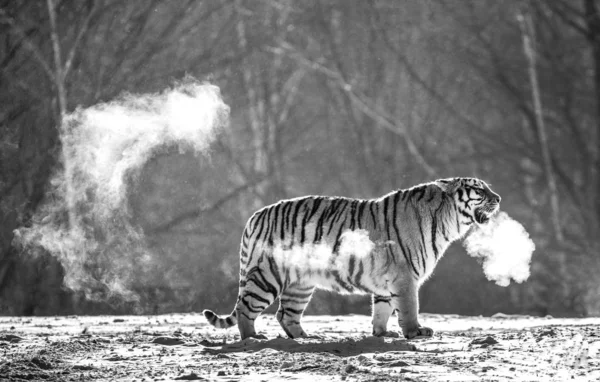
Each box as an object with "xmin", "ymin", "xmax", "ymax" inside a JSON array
[{"xmin": 435, "ymin": 177, "xmax": 501, "ymax": 225}]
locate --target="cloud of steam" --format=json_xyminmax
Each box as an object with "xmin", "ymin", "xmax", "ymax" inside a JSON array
[
  {"xmin": 14, "ymin": 79, "xmax": 229, "ymax": 306},
  {"xmin": 271, "ymin": 229, "xmax": 376, "ymax": 278},
  {"xmin": 463, "ymin": 211, "xmax": 535, "ymax": 287}
]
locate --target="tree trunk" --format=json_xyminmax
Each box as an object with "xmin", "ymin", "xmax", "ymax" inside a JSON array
[
  {"xmin": 584, "ymin": 0, "xmax": 600, "ymax": 234},
  {"xmin": 518, "ymin": 11, "xmax": 563, "ymax": 242},
  {"xmin": 46, "ymin": 0, "xmax": 76, "ymax": 230}
]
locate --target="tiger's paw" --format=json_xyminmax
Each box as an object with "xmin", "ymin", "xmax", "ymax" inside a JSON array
[
  {"xmin": 249, "ymin": 333, "xmax": 268, "ymax": 340},
  {"xmin": 303, "ymin": 334, "xmax": 324, "ymax": 340},
  {"xmin": 374, "ymin": 331, "xmax": 401, "ymax": 338},
  {"xmin": 404, "ymin": 326, "xmax": 434, "ymax": 340}
]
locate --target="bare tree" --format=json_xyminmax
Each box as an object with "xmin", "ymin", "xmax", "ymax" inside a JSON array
[{"xmin": 518, "ymin": 10, "xmax": 563, "ymax": 242}]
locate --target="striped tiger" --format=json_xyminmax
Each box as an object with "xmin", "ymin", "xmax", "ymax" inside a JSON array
[{"xmin": 203, "ymin": 177, "xmax": 500, "ymax": 340}]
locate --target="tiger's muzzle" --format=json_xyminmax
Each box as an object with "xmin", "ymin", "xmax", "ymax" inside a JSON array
[{"xmin": 474, "ymin": 196, "xmax": 501, "ymax": 225}]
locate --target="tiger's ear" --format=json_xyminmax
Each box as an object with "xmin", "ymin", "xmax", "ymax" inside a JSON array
[{"xmin": 434, "ymin": 178, "xmax": 462, "ymax": 194}]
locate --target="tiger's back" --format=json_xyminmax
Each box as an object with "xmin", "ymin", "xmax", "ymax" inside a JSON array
[{"xmin": 203, "ymin": 178, "xmax": 501, "ymax": 340}]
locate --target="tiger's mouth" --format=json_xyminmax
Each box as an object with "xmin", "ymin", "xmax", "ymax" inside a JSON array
[
  {"xmin": 474, "ymin": 210, "xmax": 490, "ymax": 224},
  {"xmin": 474, "ymin": 202, "xmax": 500, "ymax": 225}
]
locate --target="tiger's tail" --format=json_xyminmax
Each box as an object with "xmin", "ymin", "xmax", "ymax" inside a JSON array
[{"xmin": 202, "ymin": 309, "xmax": 237, "ymax": 329}]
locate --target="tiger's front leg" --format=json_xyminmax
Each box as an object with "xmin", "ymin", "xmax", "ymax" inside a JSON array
[
  {"xmin": 394, "ymin": 280, "xmax": 433, "ymax": 339},
  {"xmin": 371, "ymin": 295, "xmax": 399, "ymax": 337}
]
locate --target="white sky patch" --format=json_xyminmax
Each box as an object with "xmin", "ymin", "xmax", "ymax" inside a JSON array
[{"xmin": 463, "ymin": 211, "xmax": 535, "ymax": 287}]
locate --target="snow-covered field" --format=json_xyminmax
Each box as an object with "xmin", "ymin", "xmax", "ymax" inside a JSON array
[{"xmin": 0, "ymin": 313, "xmax": 598, "ymax": 381}]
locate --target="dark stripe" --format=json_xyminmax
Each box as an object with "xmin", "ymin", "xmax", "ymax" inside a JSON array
[
  {"xmin": 356, "ymin": 200, "xmax": 367, "ymax": 229},
  {"xmin": 287, "ymin": 283, "xmax": 315, "ymax": 292},
  {"xmin": 239, "ymin": 311, "xmax": 255, "ymax": 321},
  {"xmin": 414, "ymin": 187, "xmax": 426, "ymax": 202},
  {"xmin": 384, "ymin": 196, "xmax": 391, "ymax": 241},
  {"xmin": 353, "ymin": 260, "xmax": 369, "ymax": 292},
  {"xmin": 272, "ymin": 203, "xmax": 281, "ymax": 244},
  {"xmin": 348, "ymin": 255, "xmax": 356, "ymax": 278},
  {"xmin": 440, "ymin": 218, "xmax": 449, "ymax": 241},
  {"xmin": 385, "ymin": 244, "xmax": 395, "ymax": 267},
  {"xmin": 431, "ymin": 212, "xmax": 439, "ymax": 259},
  {"xmin": 314, "ymin": 202, "xmax": 332, "ymax": 242},
  {"xmin": 250, "ymin": 209, "xmax": 268, "ymax": 236},
  {"xmin": 332, "ymin": 218, "xmax": 347, "ymax": 253},
  {"xmin": 369, "ymin": 201, "xmax": 378, "ymax": 229},
  {"xmin": 455, "ymin": 204, "xmax": 461, "ymax": 231},
  {"xmin": 246, "ymin": 264, "xmax": 279, "ymax": 299},
  {"xmin": 290, "ymin": 199, "xmax": 307, "ymax": 246},
  {"xmin": 281, "ymin": 202, "xmax": 291, "ymax": 242},
  {"xmin": 282, "ymin": 307, "xmax": 304, "ymax": 316},
  {"xmin": 301, "ymin": 199, "xmax": 321, "ymax": 244},
  {"xmin": 426, "ymin": 188, "xmax": 436, "ymax": 202},
  {"xmin": 280, "ymin": 296, "xmax": 311, "ymax": 305},
  {"xmin": 243, "ymin": 291, "xmax": 271, "ymax": 306},
  {"xmin": 284, "ymin": 266, "xmax": 291, "ymax": 289},
  {"xmin": 374, "ymin": 296, "xmax": 392, "ymax": 304},
  {"xmin": 267, "ymin": 256, "xmax": 283, "ymax": 291},
  {"xmin": 261, "ymin": 206, "xmax": 272, "ymax": 243},
  {"xmin": 328, "ymin": 200, "xmax": 348, "ymax": 234},
  {"xmin": 306, "ymin": 197, "xmax": 323, "ymax": 221},
  {"xmin": 330, "ymin": 269, "xmax": 354, "ymax": 292},
  {"xmin": 415, "ymin": 210, "xmax": 427, "ymax": 271},
  {"xmin": 265, "ymin": 206, "xmax": 275, "ymax": 246},
  {"xmin": 205, "ymin": 310, "xmax": 216, "ymax": 319},
  {"xmin": 248, "ymin": 211, "xmax": 268, "ymax": 263},
  {"xmin": 324, "ymin": 199, "xmax": 340, "ymax": 222},
  {"xmin": 283, "ymin": 201, "xmax": 293, "ymax": 234},
  {"xmin": 349, "ymin": 200, "xmax": 358, "ymax": 230},
  {"xmin": 241, "ymin": 296, "xmax": 267, "ymax": 313},
  {"xmin": 392, "ymin": 193, "xmax": 419, "ymax": 277},
  {"xmin": 459, "ymin": 208, "xmax": 474, "ymax": 222},
  {"xmin": 225, "ymin": 317, "xmax": 235, "ymax": 326},
  {"xmin": 282, "ymin": 289, "xmax": 314, "ymax": 299},
  {"xmin": 432, "ymin": 199, "xmax": 448, "ymax": 258}
]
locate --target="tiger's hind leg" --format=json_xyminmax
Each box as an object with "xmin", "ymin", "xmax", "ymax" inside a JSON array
[
  {"xmin": 276, "ymin": 284, "xmax": 315, "ymax": 338},
  {"xmin": 236, "ymin": 257, "xmax": 282, "ymax": 340}
]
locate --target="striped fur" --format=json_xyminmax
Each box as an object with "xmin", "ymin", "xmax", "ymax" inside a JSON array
[{"xmin": 203, "ymin": 177, "xmax": 500, "ymax": 339}]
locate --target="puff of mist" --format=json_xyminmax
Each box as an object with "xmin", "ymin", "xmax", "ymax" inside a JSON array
[
  {"xmin": 271, "ymin": 229, "xmax": 375, "ymax": 274},
  {"xmin": 463, "ymin": 211, "xmax": 535, "ymax": 287},
  {"xmin": 61, "ymin": 80, "xmax": 229, "ymax": 211},
  {"xmin": 14, "ymin": 80, "xmax": 229, "ymax": 305}
]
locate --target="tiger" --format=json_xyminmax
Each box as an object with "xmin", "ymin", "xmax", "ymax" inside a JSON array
[{"xmin": 203, "ymin": 177, "xmax": 501, "ymax": 340}]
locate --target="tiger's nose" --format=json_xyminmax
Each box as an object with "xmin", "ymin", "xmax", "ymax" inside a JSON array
[{"xmin": 493, "ymin": 194, "xmax": 501, "ymax": 204}]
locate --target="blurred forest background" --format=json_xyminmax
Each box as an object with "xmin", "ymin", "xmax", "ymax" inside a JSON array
[{"xmin": 1, "ymin": 0, "xmax": 599, "ymax": 318}]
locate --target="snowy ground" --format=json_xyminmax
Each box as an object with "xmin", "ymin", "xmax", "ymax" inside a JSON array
[{"xmin": 0, "ymin": 313, "xmax": 599, "ymax": 381}]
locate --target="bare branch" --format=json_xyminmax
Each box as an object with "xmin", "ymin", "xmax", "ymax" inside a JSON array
[
  {"xmin": 0, "ymin": 8, "xmax": 54, "ymax": 80},
  {"xmin": 148, "ymin": 179, "xmax": 266, "ymax": 234},
  {"xmin": 46, "ymin": 0, "xmax": 67, "ymax": 117},
  {"xmin": 63, "ymin": 1, "xmax": 97, "ymax": 79},
  {"xmin": 269, "ymin": 42, "xmax": 437, "ymax": 177}
]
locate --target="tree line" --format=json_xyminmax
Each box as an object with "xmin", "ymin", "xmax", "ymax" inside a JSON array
[{"xmin": 0, "ymin": 0, "xmax": 599, "ymax": 316}]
